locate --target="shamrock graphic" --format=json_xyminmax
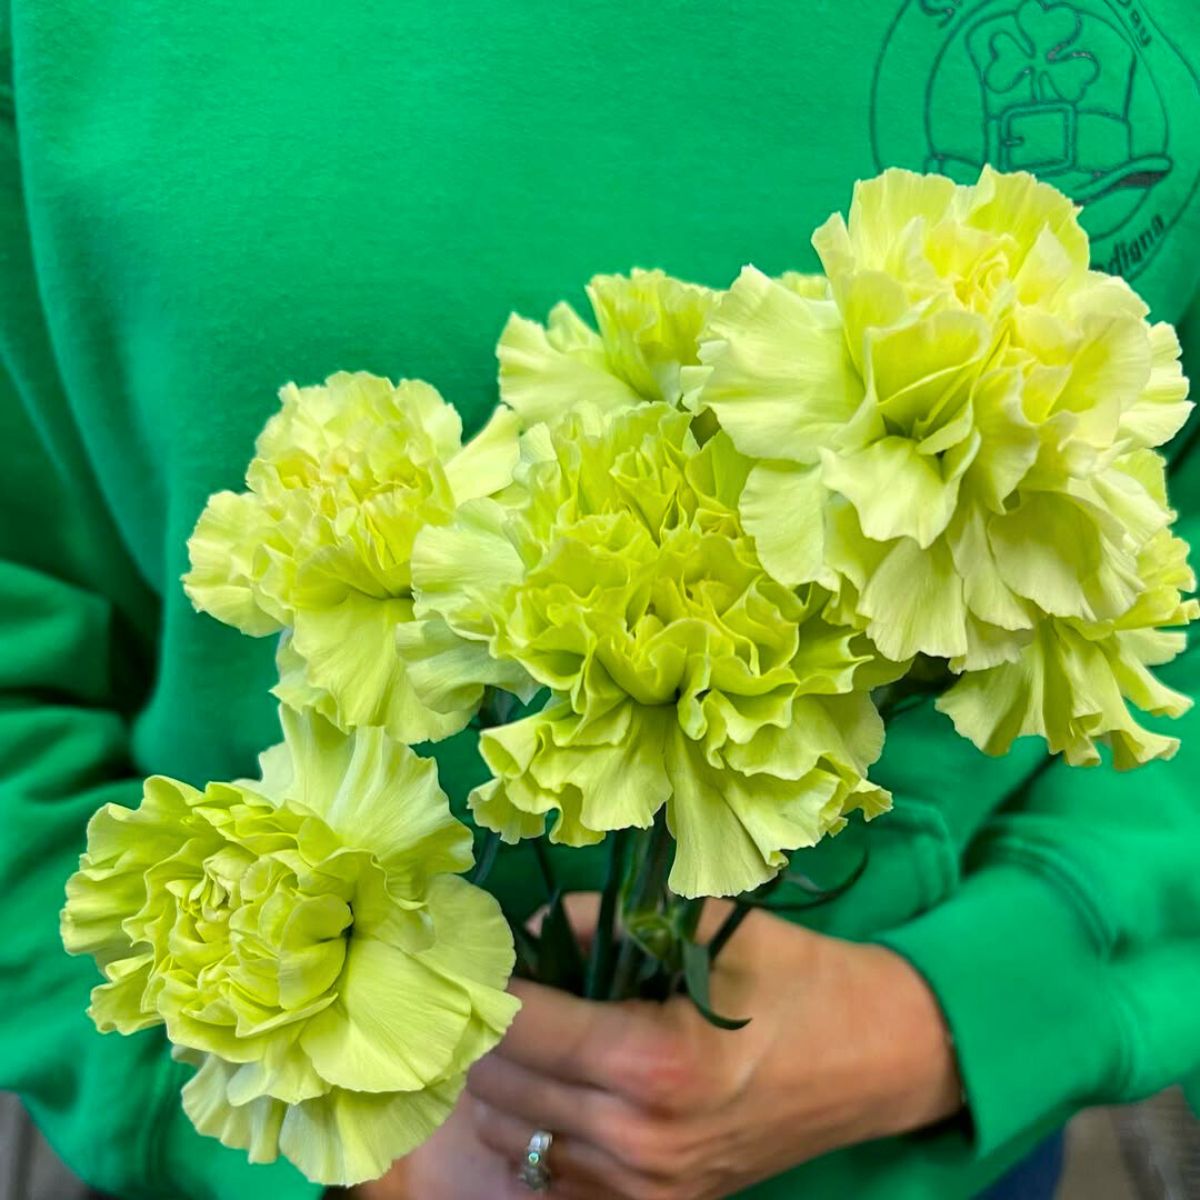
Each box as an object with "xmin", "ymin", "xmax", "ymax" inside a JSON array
[{"xmin": 985, "ymin": 0, "xmax": 1101, "ymax": 103}]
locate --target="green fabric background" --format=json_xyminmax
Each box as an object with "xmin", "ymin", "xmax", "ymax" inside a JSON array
[{"xmin": 1, "ymin": 3, "xmax": 1199, "ymax": 1197}]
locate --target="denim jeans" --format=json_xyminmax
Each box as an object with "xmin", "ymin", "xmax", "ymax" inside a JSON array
[{"xmin": 976, "ymin": 1134, "xmax": 1065, "ymax": 1200}]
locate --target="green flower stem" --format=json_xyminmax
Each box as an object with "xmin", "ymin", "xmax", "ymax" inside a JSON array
[
  {"xmin": 609, "ymin": 925, "xmax": 645, "ymax": 1003},
  {"xmin": 707, "ymin": 849, "xmax": 869, "ymax": 966},
  {"xmin": 585, "ymin": 830, "xmax": 631, "ymax": 999},
  {"xmin": 674, "ymin": 895, "xmax": 706, "ymax": 943},
  {"xmin": 531, "ymin": 837, "xmax": 557, "ymax": 902},
  {"xmin": 470, "ymin": 831, "xmax": 502, "ymax": 887},
  {"xmin": 707, "ymin": 901, "xmax": 752, "ymax": 965},
  {"xmin": 709, "ymin": 873, "xmax": 785, "ymax": 964},
  {"xmin": 609, "ymin": 812, "xmax": 674, "ymax": 1000}
]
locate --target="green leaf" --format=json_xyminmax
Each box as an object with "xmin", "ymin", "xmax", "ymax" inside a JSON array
[
  {"xmin": 768, "ymin": 846, "xmax": 870, "ymax": 912},
  {"xmin": 681, "ymin": 940, "xmax": 750, "ymax": 1031}
]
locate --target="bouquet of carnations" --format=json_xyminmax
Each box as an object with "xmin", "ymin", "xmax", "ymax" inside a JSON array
[{"xmin": 60, "ymin": 167, "xmax": 1196, "ymax": 1187}]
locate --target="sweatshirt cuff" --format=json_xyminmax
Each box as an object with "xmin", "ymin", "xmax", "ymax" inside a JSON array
[
  {"xmin": 160, "ymin": 1097, "xmax": 323, "ymax": 1200},
  {"xmin": 874, "ymin": 866, "xmax": 1123, "ymax": 1157}
]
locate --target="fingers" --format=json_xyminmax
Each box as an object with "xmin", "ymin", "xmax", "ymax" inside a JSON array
[
  {"xmin": 500, "ymin": 978, "xmax": 640, "ymax": 1089},
  {"xmin": 501, "ymin": 980, "xmax": 704, "ymax": 1117},
  {"xmin": 468, "ymin": 1097, "xmax": 633, "ymax": 1197},
  {"xmin": 468, "ymin": 1052, "xmax": 619, "ymax": 1145},
  {"xmin": 468, "ymin": 1051, "xmax": 698, "ymax": 1191}
]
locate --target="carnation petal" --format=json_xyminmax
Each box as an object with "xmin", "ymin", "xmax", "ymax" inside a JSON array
[
  {"xmin": 859, "ymin": 535, "xmax": 969, "ymax": 661},
  {"xmin": 946, "ymin": 507, "xmax": 1034, "ymax": 634},
  {"xmin": 292, "ymin": 592, "xmax": 470, "ymax": 743},
  {"xmin": 87, "ymin": 953, "xmax": 158, "ymax": 1034},
  {"xmin": 968, "ymin": 367, "xmax": 1040, "ymax": 511},
  {"xmin": 224, "ymin": 1039, "xmax": 330, "ymax": 1107},
  {"xmin": 278, "ymin": 1077, "xmax": 463, "ymax": 1186},
  {"xmin": 182, "ymin": 1055, "xmax": 288, "ymax": 1165},
  {"xmin": 665, "ymin": 733, "xmax": 852, "ymax": 899},
  {"xmin": 1119, "ymin": 322, "xmax": 1192, "ymax": 449},
  {"xmin": 739, "ymin": 461, "xmax": 828, "ymax": 587},
  {"xmin": 966, "ymin": 166, "xmax": 1089, "ymax": 273},
  {"xmin": 1056, "ymin": 311, "xmax": 1152, "ymax": 445},
  {"xmin": 469, "ymin": 777, "xmax": 549, "ymax": 843},
  {"xmin": 863, "ymin": 308, "xmax": 990, "ymax": 437},
  {"xmin": 411, "ymin": 875, "xmax": 520, "ymax": 1049},
  {"xmin": 300, "ymin": 936, "xmax": 472, "ymax": 1094},
  {"xmin": 273, "ymin": 708, "xmax": 474, "ymax": 891},
  {"xmin": 538, "ymin": 705, "xmax": 672, "ymax": 834},
  {"xmin": 665, "ymin": 755, "xmax": 786, "ymax": 898},
  {"xmin": 823, "ymin": 168, "xmax": 957, "ymax": 277},
  {"xmin": 820, "ymin": 437, "xmax": 963, "ymax": 549},
  {"xmin": 586, "ymin": 269, "xmax": 715, "ymax": 404},
  {"xmin": 696, "ymin": 267, "xmax": 862, "ymax": 463},
  {"xmin": 497, "ymin": 311, "xmax": 640, "ymax": 425},
  {"xmin": 988, "ymin": 492, "xmax": 1140, "ymax": 621},
  {"xmin": 183, "ymin": 491, "xmax": 286, "ymax": 636},
  {"xmin": 725, "ymin": 693, "xmax": 884, "ymax": 781},
  {"xmin": 410, "ymin": 499, "xmax": 525, "ymax": 634},
  {"xmin": 474, "ymin": 703, "xmax": 669, "ymax": 842},
  {"xmin": 938, "ymin": 620, "xmax": 1190, "ymax": 768},
  {"xmin": 395, "ymin": 615, "xmax": 535, "ymax": 716},
  {"xmin": 444, "ymin": 407, "xmax": 521, "ymax": 505}
]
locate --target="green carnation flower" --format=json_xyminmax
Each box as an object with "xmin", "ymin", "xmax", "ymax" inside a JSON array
[
  {"xmin": 692, "ymin": 167, "xmax": 1195, "ymax": 765},
  {"xmin": 408, "ymin": 404, "xmax": 890, "ymax": 898},
  {"xmin": 938, "ymin": 476, "xmax": 1199, "ymax": 768},
  {"xmin": 184, "ymin": 372, "xmax": 523, "ymax": 742},
  {"xmin": 61, "ymin": 708, "xmax": 519, "ymax": 1186},
  {"xmin": 497, "ymin": 269, "xmax": 717, "ymax": 426}
]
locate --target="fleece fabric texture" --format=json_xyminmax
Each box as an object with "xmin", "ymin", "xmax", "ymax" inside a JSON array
[{"xmin": 1, "ymin": 3, "xmax": 1199, "ymax": 1198}]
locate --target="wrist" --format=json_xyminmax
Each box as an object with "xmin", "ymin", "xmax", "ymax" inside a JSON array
[{"xmin": 851, "ymin": 941, "xmax": 964, "ymax": 1139}]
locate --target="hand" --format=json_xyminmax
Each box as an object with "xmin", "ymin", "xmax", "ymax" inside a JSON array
[
  {"xmin": 347, "ymin": 1093, "xmax": 532, "ymax": 1200},
  {"xmin": 464, "ymin": 896, "xmax": 963, "ymax": 1200}
]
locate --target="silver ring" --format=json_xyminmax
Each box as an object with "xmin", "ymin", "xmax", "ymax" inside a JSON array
[{"xmin": 517, "ymin": 1128, "xmax": 554, "ymax": 1192}]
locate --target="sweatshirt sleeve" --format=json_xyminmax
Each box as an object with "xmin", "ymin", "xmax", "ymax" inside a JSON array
[
  {"xmin": 875, "ymin": 296, "xmax": 1200, "ymax": 1160},
  {"xmin": 0, "ymin": 27, "xmax": 320, "ymax": 1200}
]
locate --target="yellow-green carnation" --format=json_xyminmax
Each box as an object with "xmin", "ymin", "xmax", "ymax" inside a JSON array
[
  {"xmin": 497, "ymin": 269, "xmax": 717, "ymax": 427},
  {"xmin": 938, "ymin": 496, "xmax": 1199, "ymax": 768},
  {"xmin": 692, "ymin": 166, "xmax": 1194, "ymax": 765},
  {"xmin": 407, "ymin": 403, "xmax": 891, "ymax": 899},
  {"xmin": 183, "ymin": 371, "xmax": 523, "ymax": 742},
  {"xmin": 61, "ymin": 708, "xmax": 519, "ymax": 1186}
]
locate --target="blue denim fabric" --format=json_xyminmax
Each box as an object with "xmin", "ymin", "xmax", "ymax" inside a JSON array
[{"xmin": 976, "ymin": 1134, "xmax": 1066, "ymax": 1200}]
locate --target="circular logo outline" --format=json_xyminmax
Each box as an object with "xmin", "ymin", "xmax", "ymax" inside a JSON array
[{"xmin": 871, "ymin": 0, "xmax": 1200, "ymax": 280}]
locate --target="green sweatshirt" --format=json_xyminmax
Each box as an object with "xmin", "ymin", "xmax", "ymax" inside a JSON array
[{"xmin": 1, "ymin": 3, "xmax": 1198, "ymax": 1198}]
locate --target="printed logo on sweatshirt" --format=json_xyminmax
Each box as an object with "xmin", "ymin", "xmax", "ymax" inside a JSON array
[{"xmin": 872, "ymin": 0, "xmax": 1200, "ymax": 278}]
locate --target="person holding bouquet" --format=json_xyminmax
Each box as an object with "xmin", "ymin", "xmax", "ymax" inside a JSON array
[{"xmin": 2, "ymin": 4, "xmax": 1199, "ymax": 1200}]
